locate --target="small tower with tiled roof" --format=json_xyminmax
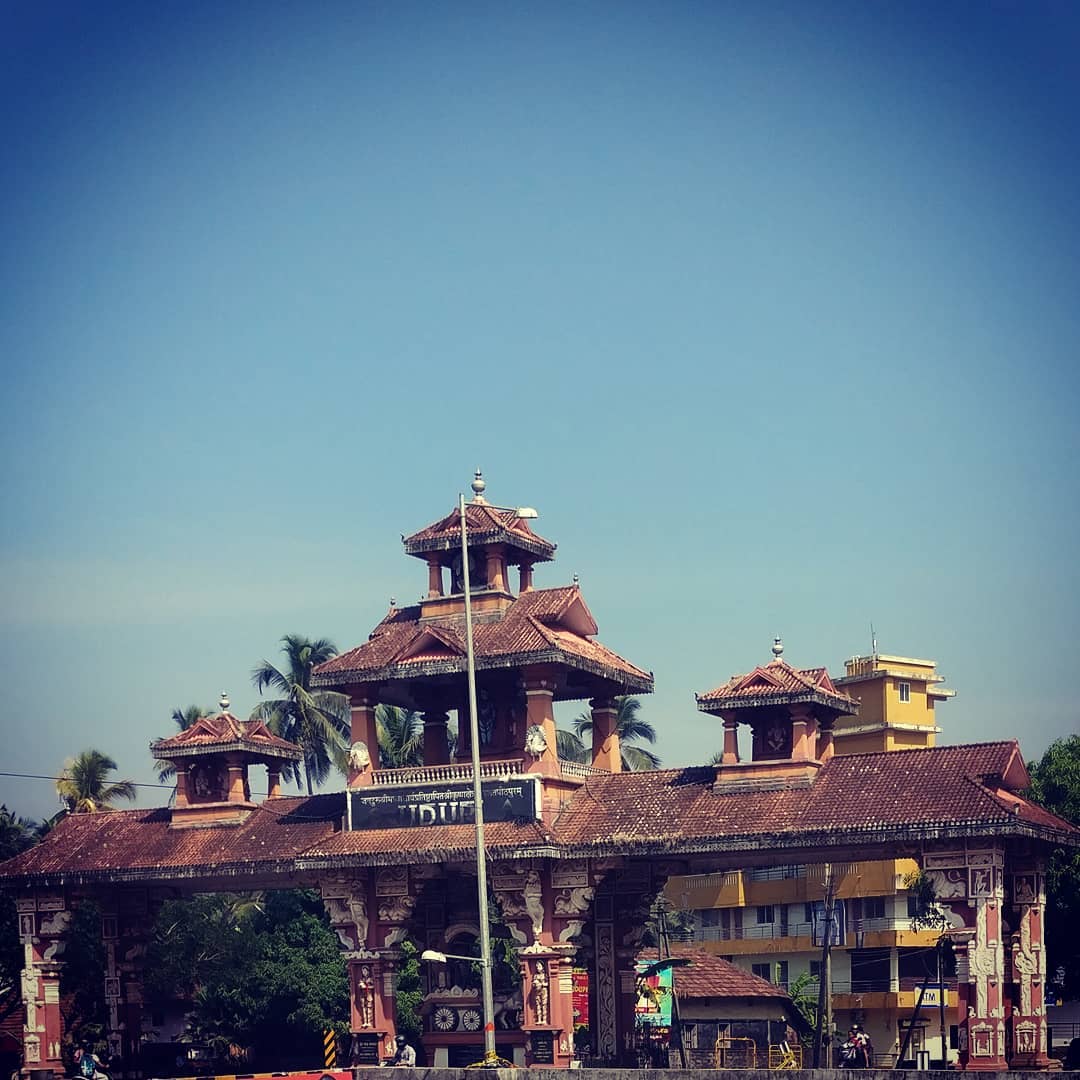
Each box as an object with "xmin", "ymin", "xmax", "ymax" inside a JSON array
[
  {"xmin": 151, "ymin": 694, "xmax": 303, "ymax": 827},
  {"xmin": 696, "ymin": 639, "xmax": 856, "ymax": 788},
  {"xmin": 312, "ymin": 473, "xmax": 653, "ymax": 789}
]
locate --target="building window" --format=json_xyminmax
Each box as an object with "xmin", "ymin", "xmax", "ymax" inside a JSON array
[
  {"xmin": 756, "ymin": 905, "xmax": 775, "ymax": 925},
  {"xmin": 899, "ymin": 681, "xmax": 911, "ymax": 703},
  {"xmin": 907, "ymin": 895, "xmax": 920, "ymax": 918},
  {"xmin": 751, "ymin": 961, "xmax": 788, "ymax": 986},
  {"xmin": 864, "ymin": 897, "xmax": 886, "ymax": 920},
  {"xmin": 809, "ymin": 960, "xmax": 822, "ymax": 980}
]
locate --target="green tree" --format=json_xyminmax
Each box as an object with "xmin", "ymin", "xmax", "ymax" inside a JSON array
[
  {"xmin": 376, "ymin": 705, "xmax": 423, "ymax": 768},
  {"xmin": 251, "ymin": 636, "xmax": 350, "ymax": 794},
  {"xmin": 1026, "ymin": 734, "xmax": 1080, "ymax": 997},
  {"xmin": 786, "ymin": 971, "xmax": 820, "ymax": 1045},
  {"xmin": 55, "ymin": 750, "xmax": 136, "ymax": 814},
  {"xmin": 145, "ymin": 889, "xmax": 348, "ymax": 1070},
  {"xmin": 156, "ymin": 705, "xmax": 213, "ymax": 783},
  {"xmin": 562, "ymin": 696, "xmax": 661, "ymax": 771}
]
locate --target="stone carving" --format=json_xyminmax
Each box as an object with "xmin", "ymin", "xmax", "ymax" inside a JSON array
[
  {"xmin": 559, "ymin": 920, "xmax": 585, "ymax": 943},
  {"xmin": 356, "ymin": 964, "xmax": 375, "ymax": 1028},
  {"xmin": 21, "ymin": 968, "xmax": 38, "ymax": 1031},
  {"xmin": 376, "ymin": 866, "xmax": 409, "ymax": 896},
  {"xmin": 554, "ymin": 885, "xmax": 594, "ymax": 916},
  {"xmin": 42, "ymin": 939, "xmax": 65, "ymax": 961},
  {"xmin": 38, "ymin": 910, "xmax": 71, "ymax": 937},
  {"xmin": 349, "ymin": 895, "xmax": 369, "ymax": 947},
  {"xmin": 1013, "ymin": 874, "xmax": 1037, "ymax": 905},
  {"xmin": 377, "ymin": 894, "xmax": 415, "ymax": 923},
  {"xmin": 349, "ymin": 741, "xmax": 371, "ymax": 771},
  {"xmin": 551, "ymin": 860, "xmax": 589, "ymax": 888},
  {"xmin": 494, "ymin": 988, "xmax": 522, "ymax": 1029},
  {"xmin": 524, "ymin": 724, "xmax": 548, "ymax": 758},
  {"xmin": 926, "ymin": 868, "xmax": 967, "ymax": 899},
  {"xmin": 970, "ymin": 868, "xmax": 993, "ymax": 899},
  {"xmin": 524, "ymin": 870, "xmax": 544, "ymax": 939},
  {"xmin": 595, "ymin": 923, "xmax": 616, "ymax": 1058},
  {"xmin": 531, "ymin": 961, "xmax": 549, "ymax": 1027}
]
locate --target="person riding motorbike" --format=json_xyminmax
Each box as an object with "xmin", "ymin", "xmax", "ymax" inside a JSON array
[{"xmin": 73, "ymin": 1047, "xmax": 109, "ymax": 1080}]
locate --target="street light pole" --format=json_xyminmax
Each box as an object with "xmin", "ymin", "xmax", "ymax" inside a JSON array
[{"xmin": 460, "ymin": 493, "xmax": 497, "ymax": 1065}]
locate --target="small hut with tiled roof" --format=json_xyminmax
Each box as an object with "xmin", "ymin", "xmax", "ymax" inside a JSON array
[
  {"xmin": 696, "ymin": 637, "xmax": 857, "ymax": 789},
  {"xmin": 151, "ymin": 695, "xmax": 302, "ymax": 827}
]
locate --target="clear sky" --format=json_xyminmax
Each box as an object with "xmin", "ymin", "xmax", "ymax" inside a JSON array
[{"xmin": 2, "ymin": 0, "xmax": 1077, "ymax": 822}]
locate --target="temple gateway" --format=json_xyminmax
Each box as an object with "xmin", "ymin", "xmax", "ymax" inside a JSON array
[{"xmin": 1, "ymin": 475, "xmax": 1076, "ymax": 1073}]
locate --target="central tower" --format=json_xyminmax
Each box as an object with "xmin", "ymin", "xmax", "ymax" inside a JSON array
[{"xmin": 313, "ymin": 472, "xmax": 653, "ymax": 791}]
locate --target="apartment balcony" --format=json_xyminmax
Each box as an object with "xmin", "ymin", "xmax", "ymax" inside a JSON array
[{"xmin": 832, "ymin": 977, "xmax": 958, "ymax": 1012}]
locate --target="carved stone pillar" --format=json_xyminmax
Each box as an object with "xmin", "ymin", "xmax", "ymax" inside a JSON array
[
  {"xmin": 17, "ymin": 892, "xmax": 67, "ymax": 1078},
  {"xmin": 427, "ymin": 558, "xmax": 443, "ymax": 598},
  {"xmin": 588, "ymin": 698, "xmax": 621, "ymax": 773},
  {"xmin": 349, "ymin": 695, "xmax": 380, "ymax": 785},
  {"xmin": 422, "ymin": 711, "xmax": 450, "ymax": 767},
  {"xmin": 520, "ymin": 947, "xmax": 575, "ymax": 1067},
  {"xmin": 816, "ymin": 717, "xmax": 835, "ymax": 763},
  {"xmin": 720, "ymin": 711, "xmax": 739, "ymax": 765},
  {"xmin": 522, "ymin": 667, "xmax": 559, "ymax": 776},
  {"xmin": 927, "ymin": 843, "xmax": 1008, "ymax": 1070},
  {"xmin": 789, "ymin": 705, "xmax": 815, "ymax": 762},
  {"xmin": 1008, "ymin": 859, "xmax": 1050, "ymax": 1069}
]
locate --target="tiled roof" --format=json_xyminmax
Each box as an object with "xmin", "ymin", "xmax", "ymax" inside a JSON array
[
  {"xmin": 553, "ymin": 741, "xmax": 1079, "ymax": 855},
  {"xmin": 697, "ymin": 659, "xmax": 856, "ymax": 714},
  {"xmin": 403, "ymin": 502, "xmax": 556, "ymax": 562},
  {"xmin": 641, "ymin": 948, "xmax": 789, "ymax": 1001},
  {"xmin": 1, "ymin": 742, "xmax": 1074, "ymax": 888},
  {"xmin": 151, "ymin": 713, "xmax": 302, "ymax": 761},
  {"xmin": 313, "ymin": 586, "xmax": 651, "ymax": 692}
]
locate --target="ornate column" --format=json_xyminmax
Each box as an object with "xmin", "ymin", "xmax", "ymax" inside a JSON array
[
  {"xmin": 720, "ymin": 710, "xmax": 739, "ymax": 765},
  {"xmin": 926, "ymin": 843, "xmax": 1008, "ymax": 1070},
  {"xmin": 788, "ymin": 705, "xmax": 815, "ymax": 762},
  {"xmin": 522, "ymin": 667, "xmax": 559, "ymax": 777},
  {"xmin": 1008, "ymin": 858, "xmax": 1050, "ymax": 1068},
  {"xmin": 16, "ymin": 892, "xmax": 68, "ymax": 1078},
  {"xmin": 322, "ymin": 872, "xmax": 402, "ymax": 1067},
  {"xmin": 427, "ymin": 558, "xmax": 444, "ymax": 598},
  {"xmin": 349, "ymin": 694, "xmax": 380, "ymax": 785},
  {"xmin": 518, "ymin": 563, "xmax": 534, "ymax": 593},
  {"xmin": 816, "ymin": 717, "xmax": 835, "ymax": 763},
  {"xmin": 588, "ymin": 699, "xmax": 621, "ymax": 773}
]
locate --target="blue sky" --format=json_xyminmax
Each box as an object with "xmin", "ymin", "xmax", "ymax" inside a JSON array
[{"xmin": 2, "ymin": 1, "xmax": 1077, "ymax": 821}]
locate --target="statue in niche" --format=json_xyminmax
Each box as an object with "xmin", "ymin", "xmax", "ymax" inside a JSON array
[
  {"xmin": 478, "ymin": 688, "xmax": 497, "ymax": 746},
  {"xmin": 191, "ymin": 764, "xmax": 222, "ymax": 800},
  {"xmin": 531, "ymin": 961, "xmax": 549, "ymax": 1027},
  {"xmin": 357, "ymin": 965, "xmax": 375, "ymax": 1028}
]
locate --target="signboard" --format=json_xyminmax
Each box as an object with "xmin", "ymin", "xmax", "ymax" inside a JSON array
[
  {"xmin": 811, "ymin": 899, "xmax": 846, "ymax": 946},
  {"xmin": 572, "ymin": 968, "xmax": 590, "ymax": 1028},
  {"xmin": 635, "ymin": 961, "xmax": 673, "ymax": 1028},
  {"xmin": 350, "ymin": 777, "xmax": 539, "ymax": 831},
  {"xmin": 531, "ymin": 1031, "xmax": 555, "ymax": 1064},
  {"xmin": 919, "ymin": 987, "xmax": 948, "ymax": 1007},
  {"xmin": 351, "ymin": 1034, "xmax": 382, "ymax": 1066}
]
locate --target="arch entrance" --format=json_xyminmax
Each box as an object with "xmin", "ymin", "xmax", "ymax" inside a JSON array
[{"xmin": 2, "ymin": 478, "xmax": 1076, "ymax": 1071}]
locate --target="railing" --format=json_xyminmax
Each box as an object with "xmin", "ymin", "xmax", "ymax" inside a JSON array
[
  {"xmin": 370, "ymin": 759, "xmax": 524, "ymax": 786},
  {"xmin": 682, "ymin": 871, "xmax": 742, "ymax": 890},
  {"xmin": 748, "ymin": 865, "xmax": 806, "ymax": 882},
  {"xmin": 559, "ymin": 760, "xmax": 611, "ymax": 778},
  {"xmin": 692, "ymin": 921, "xmax": 815, "ymax": 942}
]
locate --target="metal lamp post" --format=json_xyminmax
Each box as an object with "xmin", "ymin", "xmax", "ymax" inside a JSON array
[{"xmin": 458, "ymin": 489, "xmax": 538, "ymax": 1065}]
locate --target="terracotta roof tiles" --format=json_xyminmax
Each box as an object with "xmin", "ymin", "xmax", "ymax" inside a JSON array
[
  {"xmin": 697, "ymin": 659, "xmax": 855, "ymax": 714},
  {"xmin": 151, "ymin": 713, "xmax": 302, "ymax": 761},
  {"xmin": 403, "ymin": 503, "xmax": 556, "ymax": 562}
]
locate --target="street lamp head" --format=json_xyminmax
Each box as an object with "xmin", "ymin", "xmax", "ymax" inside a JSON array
[
  {"xmin": 513, "ymin": 506, "xmax": 538, "ymax": 519},
  {"xmin": 420, "ymin": 949, "xmax": 448, "ymax": 964}
]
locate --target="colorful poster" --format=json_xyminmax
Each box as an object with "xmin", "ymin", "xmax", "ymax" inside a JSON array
[
  {"xmin": 572, "ymin": 968, "xmax": 590, "ymax": 1028},
  {"xmin": 634, "ymin": 961, "xmax": 673, "ymax": 1027}
]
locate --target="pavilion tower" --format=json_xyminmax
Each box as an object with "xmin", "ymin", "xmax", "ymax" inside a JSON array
[
  {"xmin": 312, "ymin": 471, "xmax": 654, "ymax": 788},
  {"xmin": 151, "ymin": 694, "xmax": 302, "ymax": 827},
  {"xmin": 695, "ymin": 638, "xmax": 857, "ymax": 788}
]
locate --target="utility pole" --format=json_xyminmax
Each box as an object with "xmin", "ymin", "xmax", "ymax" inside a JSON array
[
  {"xmin": 813, "ymin": 863, "xmax": 837, "ymax": 1068},
  {"xmin": 937, "ymin": 939, "xmax": 948, "ymax": 1066}
]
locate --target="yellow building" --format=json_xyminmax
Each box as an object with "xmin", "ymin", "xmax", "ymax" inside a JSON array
[
  {"xmin": 832, "ymin": 653, "xmax": 955, "ymax": 754},
  {"xmin": 669, "ymin": 651, "xmax": 956, "ymax": 1067}
]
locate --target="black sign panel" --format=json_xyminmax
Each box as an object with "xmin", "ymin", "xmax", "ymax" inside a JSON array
[
  {"xmin": 531, "ymin": 1031, "xmax": 554, "ymax": 1064},
  {"xmin": 350, "ymin": 778, "xmax": 538, "ymax": 831},
  {"xmin": 351, "ymin": 1034, "xmax": 382, "ymax": 1066}
]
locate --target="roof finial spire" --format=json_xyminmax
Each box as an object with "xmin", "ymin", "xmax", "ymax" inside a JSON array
[
  {"xmin": 219, "ymin": 691, "xmax": 230, "ymax": 712},
  {"xmin": 772, "ymin": 636, "xmax": 784, "ymax": 661},
  {"xmin": 470, "ymin": 468, "xmax": 487, "ymax": 503}
]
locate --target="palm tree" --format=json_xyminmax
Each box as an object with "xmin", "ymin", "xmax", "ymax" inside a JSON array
[
  {"xmin": 0, "ymin": 804, "xmax": 40, "ymax": 860},
  {"xmin": 250, "ymin": 635, "xmax": 349, "ymax": 795},
  {"xmin": 564, "ymin": 696, "xmax": 661, "ymax": 771},
  {"xmin": 156, "ymin": 704, "xmax": 213, "ymax": 783},
  {"xmin": 376, "ymin": 705, "xmax": 423, "ymax": 768},
  {"xmin": 55, "ymin": 750, "xmax": 137, "ymax": 814}
]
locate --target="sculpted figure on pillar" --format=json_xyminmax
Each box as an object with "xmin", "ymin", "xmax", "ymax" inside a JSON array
[{"xmin": 531, "ymin": 961, "xmax": 550, "ymax": 1027}]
